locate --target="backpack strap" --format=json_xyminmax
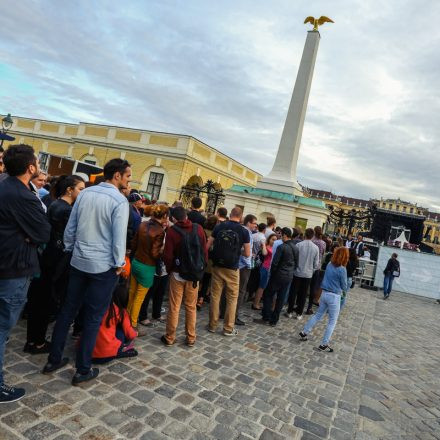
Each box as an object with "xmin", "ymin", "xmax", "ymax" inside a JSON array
[{"xmin": 172, "ymin": 224, "xmax": 185, "ymax": 236}]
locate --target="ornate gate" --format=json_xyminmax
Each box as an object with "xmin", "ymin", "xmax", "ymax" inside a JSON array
[{"xmin": 179, "ymin": 179, "xmax": 225, "ymax": 215}]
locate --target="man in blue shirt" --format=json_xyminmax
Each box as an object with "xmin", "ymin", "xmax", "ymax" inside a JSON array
[{"xmin": 43, "ymin": 159, "xmax": 131, "ymax": 385}]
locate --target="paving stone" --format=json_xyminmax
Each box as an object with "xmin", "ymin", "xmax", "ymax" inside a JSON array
[
  {"xmin": 169, "ymin": 406, "xmax": 192, "ymax": 422},
  {"xmin": 119, "ymin": 420, "xmax": 144, "ymax": 437},
  {"xmin": 42, "ymin": 403, "xmax": 73, "ymax": 420},
  {"xmin": 1, "ymin": 427, "xmax": 23, "ymax": 440},
  {"xmin": 294, "ymin": 416, "xmax": 328, "ymax": 438},
  {"xmin": 259, "ymin": 428, "xmax": 285, "ymax": 440},
  {"xmin": 260, "ymin": 415, "xmax": 280, "ymax": 430},
  {"xmin": 79, "ymin": 426, "xmax": 114, "ymax": 440},
  {"xmin": 23, "ymin": 422, "xmax": 60, "ymax": 440},
  {"xmin": 52, "ymin": 435, "xmax": 76, "ymax": 440},
  {"xmin": 2, "ymin": 407, "xmax": 40, "ymax": 429},
  {"xmin": 123, "ymin": 404, "xmax": 150, "ymax": 419},
  {"xmin": 174, "ymin": 392, "xmax": 195, "ymax": 405},
  {"xmin": 131, "ymin": 389, "xmax": 155, "ymax": 403},
  {"xmin": 358, "ymin": 405, "xmax": 385, "ymax": 422},
  {"xmin": 215, "ymin": 409, "xmax": 236, "ymax": 425},
  {"xmin": 145, "ymin": 411, "xmax": 167, "ymax": 428},
  {"xmin": 155, "ymin": 383, "xmax": 178, "ymax": 398},
  {"xmin": 100, "ymin": 410, "xmax": 127, "ymax": 427},
  {"xmin": 162, "ymin": 420, "xmax": 194, "ymax": 439},
  {"xmin": 231, "ymin": 390, "xmax": 254, "ymax": 405},
  {"xmin": 5, "ymin": 288, "xmax": 440, "ymax": 439},
  {"xmin": 22, "ymin": 392, "xmax": 57, "ymax": 410},
  {"xmin": 211, "ymin": 423, "xmax": 238, "ymax": 439},
  {"xmin": 140, "ymin": 431, "xmax": 168, "ymax": 440}
]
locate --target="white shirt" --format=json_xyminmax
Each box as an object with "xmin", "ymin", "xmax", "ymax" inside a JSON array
[{"xmin": 265, "ymin": 227, "xmax": 275, "ymax": 238}]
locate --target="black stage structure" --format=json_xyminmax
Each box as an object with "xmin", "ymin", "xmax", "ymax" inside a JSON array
[{"xmin": 370, "ymin": 208, "xmax": 425, "ymax": 245}]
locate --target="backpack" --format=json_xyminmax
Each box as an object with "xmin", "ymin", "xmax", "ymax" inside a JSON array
[
  {"xmin": 212, "ymin": 228, "xmax": 241, "ymax": 268},
  {"xmin": 172, "ymin": 224, "xmax": 206, "ymax": 284}
]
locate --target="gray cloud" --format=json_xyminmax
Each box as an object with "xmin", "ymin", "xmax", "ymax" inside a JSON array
[{"xmin": 0, "ymin": 0, "xmax": 439, "ymax": 210}]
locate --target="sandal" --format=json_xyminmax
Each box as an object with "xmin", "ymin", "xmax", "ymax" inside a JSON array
[
  {"xmin": 318, "ymin": 345, "xmax": 334, "ymax": 352},
  {"xmin": 139, "ymin": 319, "xmax": 155, "ymax": 327},
  {"xmin": 251, "ymin": 305, "xmax": 262, "ymax": 311}
]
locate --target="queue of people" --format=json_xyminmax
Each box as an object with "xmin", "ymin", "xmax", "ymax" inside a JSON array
[{"xmin": 0, "ymin": 143, "xmax": 377, "ymax": 404}]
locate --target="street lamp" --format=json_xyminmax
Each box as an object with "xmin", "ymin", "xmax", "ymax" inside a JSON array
[{"xmin": 0, "ymin": 113, "xmax": 14, "ymax": 152}]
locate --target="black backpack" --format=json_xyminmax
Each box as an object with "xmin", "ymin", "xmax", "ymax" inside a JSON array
[
  {"xmin": 212, "ymin": 228, "xmax": 241, "ymax": 268},
  {"xmin": 172, "ymin": 224, "xmax": 206, "ymax": 284}
]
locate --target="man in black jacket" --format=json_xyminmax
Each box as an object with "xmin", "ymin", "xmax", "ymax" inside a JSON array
[
  {"xmin": 187, "ymin": 196, "xmax": 206, "ymax": 226},
  {"xmin": 256, "ymin": 227, "xmax": 298, "ymax": 326},
  {"xmin": 0, "ymin": 144, "xmax": 51, "ymax": 403}
]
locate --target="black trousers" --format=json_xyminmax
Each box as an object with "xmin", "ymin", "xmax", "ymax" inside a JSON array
[
  {"xmin": 26, "ymin": 276, "xmax": 52, "ymax": 345},
  {"xmin": 262, "ymin": 277, "xmax": 290, "ymax": 325},
  {"xmin": 287, "ymin": 276, "xmax": 311, "ymax": 316},
  {"xmin": 139, "ymin": 275, "xmax": 169, "ymax": 321},
  {"xmin": 247, "ymin": 267, "xmax": 260, "ymax": 299},
  {"xmin": 306, "ymin": 270, "xmax": 321, "ymax": 310},
  {"xmin": 198, "ymin": 272, "xmax": 212, "ymax": 300}
]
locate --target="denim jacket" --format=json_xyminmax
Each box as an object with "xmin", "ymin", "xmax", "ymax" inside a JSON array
[
  {"xmin": 321, "ymin": 263, "xmax": 348, "ymax": 295},
  {"xmin": 64, "ymin": 182, "xmax": 129, "ymax": 274}
]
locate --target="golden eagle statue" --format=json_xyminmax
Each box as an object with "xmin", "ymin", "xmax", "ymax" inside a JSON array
[{"xmin": 304, "ymin": 16, "xmax": 334, "ymax": 31}]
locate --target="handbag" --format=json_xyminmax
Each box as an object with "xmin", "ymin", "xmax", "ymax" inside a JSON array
[{"xmin": 392, "ymin": 270, "xmax": 400, "ymax": 277}]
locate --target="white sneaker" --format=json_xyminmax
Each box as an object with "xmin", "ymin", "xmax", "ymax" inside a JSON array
[
  {"xmin": 295, "ymin": 315, "xmax": 303, "ymax": 321},
  {"xmin": 284, "ymin": 312, "xmax": 293, "ymax": 318},
  {"xmin": 223, "ymin": 328, "xmax": 238, "ymax": 337}
]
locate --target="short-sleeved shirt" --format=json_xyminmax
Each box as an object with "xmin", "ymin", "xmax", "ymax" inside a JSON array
[{"xmin": 212, "ymin": 220, "xmax": 250, "ymax": 270}]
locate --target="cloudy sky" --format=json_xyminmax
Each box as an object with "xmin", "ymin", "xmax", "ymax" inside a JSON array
[{"xmin": 1, "ymin": 1, "xmax": 439, "ymax": 210}]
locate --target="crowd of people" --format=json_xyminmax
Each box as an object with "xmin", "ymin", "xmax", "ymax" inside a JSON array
[{"xmin": 0, "ymin": 144, "xmax": 390, "ymax": 404}]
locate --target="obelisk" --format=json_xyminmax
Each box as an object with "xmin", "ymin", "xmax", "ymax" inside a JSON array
[{"xmin": 258, "ymin": 30, "xmax": 321, "ymax": 195}]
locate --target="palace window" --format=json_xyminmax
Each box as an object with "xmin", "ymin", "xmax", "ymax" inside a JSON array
[
  {"xmin": 295, "ymin": 217, "xmax": 308, "ymax": 231},
  {"xmin": 403, "ymin": 206, "xmax": 407, "ymax": 212},
  {"xmin": 147, "ymin": 172, "xmax": 164, "ymax": 200},
  {"xmin": 410, "ymin": 207, "xmax": 414, "ymax": 213},
  {"xmin": 38, "ymin": 152, "xmax": 50, "ymax": 172},
  {"xmin": 82, "ymin": 154, "xmax": 98, "ymax": 166}
]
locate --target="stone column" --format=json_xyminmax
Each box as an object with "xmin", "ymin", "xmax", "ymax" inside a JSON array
[{"xmin": 258, "ymin": 31, "xmax": 321, "ymax": 195}]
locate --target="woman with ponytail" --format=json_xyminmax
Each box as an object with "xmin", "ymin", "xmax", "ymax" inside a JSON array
[
  {"xmin": 24, "ymin": 175, "xmax": 85, "ymax": 354},
  {"xmin": 127, "ymin": 204, "xmax": 169, "ymax": 335}
]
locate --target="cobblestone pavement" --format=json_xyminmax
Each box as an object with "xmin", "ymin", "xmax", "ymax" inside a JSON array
[{"xmin": 2, "ymin": 287, "xmax": 440, "ymax": 440}]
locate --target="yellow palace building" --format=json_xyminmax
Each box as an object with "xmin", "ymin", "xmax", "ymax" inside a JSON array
[{"xmin": 2, "ymin": 116, "xmax": 261, "ymax": 206}]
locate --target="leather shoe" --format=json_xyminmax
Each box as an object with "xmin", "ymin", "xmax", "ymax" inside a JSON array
[
  {"xmin": 72, "ymin": 368, "xmax": 99, "ymax": 386},
  {"xmin": 235, "ymin": 318, "xmax": 245, "ymax": 326},
  {"xmin": 42, "ymin": 357, "xmax": 69, "ymax": 374}
]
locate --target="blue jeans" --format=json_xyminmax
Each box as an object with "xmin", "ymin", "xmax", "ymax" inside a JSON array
[
  {"xmin": 340, "ymin": 277, "xmax": 352, "ymax": 309},
  {"xmin": 303, "ymin": 290, "xmax": 341, "ymax": 346},
  {"xmin": 0, "ymin": 277, "xmax": 31, "ymax": 385},
  {"xmin": 259, "ymin": 267, "xmax": 270, "ymax": 289},
  {"xmin": 48, "ymin": 267, "xmax": 118, "ymax": 374},
  {"xmin": 383, "ymin": 274, "xmax": 394, "ymax": 296}
]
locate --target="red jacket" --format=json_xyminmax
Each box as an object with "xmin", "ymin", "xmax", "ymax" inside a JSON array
[
  {"xmin": 93, "ymin": 306, "xmax": 137, "ymax": 359},
  {"xmin": 163, "ymin": 219, "xmax": 208, "ymax": 274}
]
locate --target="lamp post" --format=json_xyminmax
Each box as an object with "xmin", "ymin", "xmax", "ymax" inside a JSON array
[{"xmin": 0, "ymin": 113, "xmax": 14, "ymax": 152}]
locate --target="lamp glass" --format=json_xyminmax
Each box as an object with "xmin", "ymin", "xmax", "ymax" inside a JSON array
[{"xmin": 2, "ymin": 114, "xmax": 13, "ymax": 130}]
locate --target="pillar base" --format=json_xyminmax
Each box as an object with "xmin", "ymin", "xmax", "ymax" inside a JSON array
[{"xmin": 257, "ymin": 176, "xmax": 304, "ymax": 196}]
